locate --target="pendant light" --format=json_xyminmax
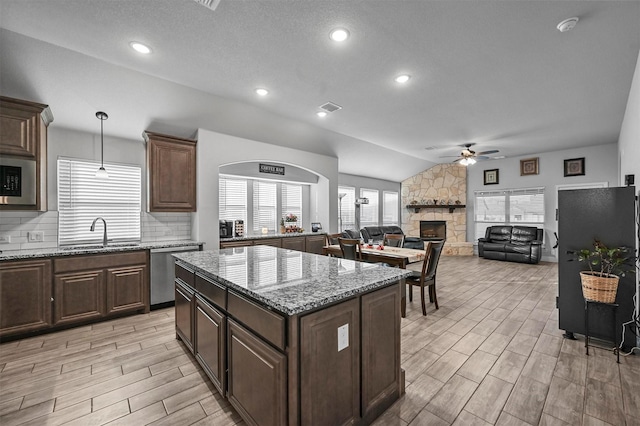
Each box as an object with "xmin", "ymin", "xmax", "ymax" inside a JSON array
[{"xmin": 95, "ymin": 111, "xmax": 109, "ymax": 178}]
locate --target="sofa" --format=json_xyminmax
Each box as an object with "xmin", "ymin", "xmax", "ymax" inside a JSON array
[
  {"xmin": 360, "ymin": 226, "xmax": 424, "ymax": 250},
  {"xmin": 478, "ymin": 226, "xmax": 543, "ymax": 264}
]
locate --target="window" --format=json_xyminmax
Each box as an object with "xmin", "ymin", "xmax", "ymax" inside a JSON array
[
  {"xmin": 474, "ymin": 187, "xmax": 545, "ymax": 241},
  {"xmin": 338, "ymin": 186, "xmax": 355, "ymax": 232},
  {"xmin": 219, "ymin": 177, "xmax": 247, "ymax": 224},
  {"xmin": 253, "ymin": 181, "xmax": 277, "ymax": 232},
  {"xmin": 58, "ymin": 158, "xmax": 141, "ymax": 246},
  {"xmin": 282, "ymin": 183, "xmax": 302, "ymax": 224},
  {"xmin": 383, "ymin": 191, "xmax": 399, "ymax": 225},
  {"xmin": 360, "ymin": 188, "xmax": 379, "ymax": 228},
  {"xmin": 219, "ymin": 176, "xmax": 305, "ymax": 233}
]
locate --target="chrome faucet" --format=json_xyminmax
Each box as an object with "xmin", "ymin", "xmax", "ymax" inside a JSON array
[{"xmin": 90, "ymin": 217, "xmax": 108, "ymax": 247}]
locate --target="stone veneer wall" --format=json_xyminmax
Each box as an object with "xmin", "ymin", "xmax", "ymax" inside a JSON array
[{"xmin": 401, "ymin": 164, "xmax": 472, "ymax": 255}]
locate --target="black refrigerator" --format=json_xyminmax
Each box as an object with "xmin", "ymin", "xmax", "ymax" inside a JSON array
[{"xmin": 558, "ymin": 186, "xmax": 638, "ymax": 349}]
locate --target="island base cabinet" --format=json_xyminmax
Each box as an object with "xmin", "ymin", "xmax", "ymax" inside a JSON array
[
  {"xmin": 175, "ymin": 280, "xmax": 194, "ymax": 353},
  {"xmin": 54, "ymin": 271, "xmax": 105, "ymax": 325},
  {"xmin": 361, "ymin": 284, "xmax": 401, "ymax": 423},
  {"xmin": 195, "ymin": 295, "xmax": 226, "ymax": 395},
  {"xmin": 227, "ymin": 318, "xmax": 287, "ymax": 426},
  {"xmin": 300, "ymin": 298, "xmax": 360, "ymax": 426},
  {"xmin": 0, "ymin": 259, "xmax": 52, "ymax": 338}
]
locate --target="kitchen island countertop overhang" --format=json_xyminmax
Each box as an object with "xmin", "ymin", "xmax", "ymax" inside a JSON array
[{"xmin": 173, "ymin": 246, "xmax": 412, "ymax": 316}]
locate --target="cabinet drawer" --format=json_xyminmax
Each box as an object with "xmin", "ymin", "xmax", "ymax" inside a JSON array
[
  {"xmin": 54, "ymin": 251, "xmax": 147, "ymax": 274},
  {"xmin": 254, "ymin": 238, "xmax": 281, "ymax": 248},
  {"xmin": 196, "ymin": 273, "xmax": 226, "ymax": 309},
  {"xmin": 227, "ymin": 291, "xmax": 285, "ymax": 351},
  {"xmin": 175, "ymin": 262, "xmax": 195, "ymax": 287}
]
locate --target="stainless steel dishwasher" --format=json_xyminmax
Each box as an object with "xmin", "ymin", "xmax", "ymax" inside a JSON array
[{"xmin": 150, "ymin": 244, "xmax": 201, "ymax": 309}]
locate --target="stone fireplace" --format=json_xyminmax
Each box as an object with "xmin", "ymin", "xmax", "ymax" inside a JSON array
[{"xmin": 401, "ymin": 164, "xmax": 473, "ymax": 256}]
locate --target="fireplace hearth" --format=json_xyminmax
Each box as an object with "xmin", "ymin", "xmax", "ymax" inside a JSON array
[{"xmin": 420, "ymin": 220, "xmax": 446, "ymax": 241}]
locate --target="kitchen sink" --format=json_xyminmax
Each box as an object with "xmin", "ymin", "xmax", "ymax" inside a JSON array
[{"xmin": 61, "ymin": 243, "xmax": 141, "ymax": 251}]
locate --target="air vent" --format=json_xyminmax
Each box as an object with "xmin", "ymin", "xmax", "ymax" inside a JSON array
[
  {"xmin": 193, "ymin": 0, "xmax": 221, "ymax": 11},
  {"xmin": 319, "ymin": 102, "xmax": 343, "ymax": 113}
]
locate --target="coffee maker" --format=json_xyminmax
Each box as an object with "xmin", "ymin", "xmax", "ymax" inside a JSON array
[{"xmin": 219, "ymin": 220, "xmax": 233, "ymax": 238}]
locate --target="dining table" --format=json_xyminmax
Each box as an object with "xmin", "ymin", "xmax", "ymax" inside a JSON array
[{"xmin": 322, "ymin": 244, "xmax": 425, "ymax": 269}]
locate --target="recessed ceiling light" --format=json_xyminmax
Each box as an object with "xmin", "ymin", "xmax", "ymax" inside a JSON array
[
  {"xmin": 129, "ymin": 41, "xmax": 152, "ymax": 54},
  {"xmin": 329, "ymin": 28, "xmax": 350, "ymax": 42},
  {"xmin": 316, "ymin": 111, "xmax": 328, "ymax": 118},
  {"xmin": 395, "ymin": 74, "xmax": 411, "ymax": 84},
  {"xmin": 255, "ymin": 88, "xmax": 269, "ymax": 96}
]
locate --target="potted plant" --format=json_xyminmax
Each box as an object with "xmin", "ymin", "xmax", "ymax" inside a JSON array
[{"xmin": 575, "ymin": 239, "xmax": 635, "ymax": 303}]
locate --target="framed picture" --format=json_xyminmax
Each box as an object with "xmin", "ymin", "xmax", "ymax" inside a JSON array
[
  {"xmin": 564, "ymin": 157, "xmax": 585, "ymax": 177},
  {"xmin": 520, "ymin": 157, "xmax": 539, "ymax": 176},
  {"xmin": 484, "ymin": 169, "xmax": 499, "ymax": 185}
]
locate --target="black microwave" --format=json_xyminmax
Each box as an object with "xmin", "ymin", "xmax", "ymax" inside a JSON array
[{"xmin": 0, "ymin": 157, "xmax": 36, "ymax": 206}]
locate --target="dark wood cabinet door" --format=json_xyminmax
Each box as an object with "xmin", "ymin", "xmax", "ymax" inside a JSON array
[
  {"xmin": 54, "ymin": 270, "xmax": 105, "ymax": 325},
  {"xmin": 361, "ymin": 284, "xmax": 401, "ymax": 423},
  {"xmin": 106, "ymin": 265, "xmax": 147, "ymax": 315},
  {"xmin": 195, "ymin": 296, "xmax": 226, "ymax": 395},
  {"xmin": 0, "ymin": 259, "xmax": 52, "ymax": 337},
  {"xmin": 281, "ymin": 236, "xmax": 305, "ymax": 252},
  {"xmin": 175, "ymin": 280, "xmax": 194, "ymax": 352},
  {"xmin": 145, "ymin": 131, "xmax": 196, "ymax": 212},
  {"xmin": 300, "ymin": 297, "xmax": 360, "ymax": 426},
  {"xmin": 0, "ymin": 97, "xmax": 51, "ymax": 158},
  {"xmin": 305, "ymin": 235, "xmax": 325, "ymax": 254},
  {"xmin": 254, "ymin": 238, "xmax": 281, "ymax": 248},
  {"xmin": 219, "ymin": 240, "xmax": 253, "ymax": 249},
  {"xmin": 227, "ymin": 319, "xmax": 287, "ymax": 426}
]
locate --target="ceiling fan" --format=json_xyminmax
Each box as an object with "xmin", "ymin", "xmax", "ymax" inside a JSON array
[{"xmin": 441, "ymin": 143, "xmax": 499, "ymax": 165}]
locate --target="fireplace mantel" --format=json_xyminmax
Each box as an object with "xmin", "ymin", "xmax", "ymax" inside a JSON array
[{"xmin": 406, "ymin": 204, "xmax": 466, "ymax": 214}]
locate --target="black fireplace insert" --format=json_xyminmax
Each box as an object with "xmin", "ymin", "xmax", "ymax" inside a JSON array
[{"xmin": 420, "ymin": 220, "xmax": 446, "ymax": 241}]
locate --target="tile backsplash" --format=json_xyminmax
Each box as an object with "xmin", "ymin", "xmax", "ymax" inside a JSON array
[{"xmin": 0, "ymin": 211, "xmax": 192, "ymax": 251}]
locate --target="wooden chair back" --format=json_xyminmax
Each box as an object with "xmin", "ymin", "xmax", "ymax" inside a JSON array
[
  {"xmin": 325, "ymin": 233, "xmax": 343, "ymax": 246},
  {"xmin": 383, "ymin": 233, "xmax": 404, "ymax": 247},
  {"xmin": 338, "ymin": 238, "xmax": 362, "ymax": 261}
]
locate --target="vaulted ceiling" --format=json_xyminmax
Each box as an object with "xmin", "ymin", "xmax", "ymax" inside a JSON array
[{"xmin": 1, "ymin": 0, "xmax": 638, "ymax": 181}]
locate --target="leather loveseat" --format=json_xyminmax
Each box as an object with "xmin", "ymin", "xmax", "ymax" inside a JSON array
[
  {"xmin": 478, "ymin": 226, "xmax": 543, "ymax": 264},
  {"xmin": 360, "ymin": 226, "xmax": 424, "ymax": 249}
]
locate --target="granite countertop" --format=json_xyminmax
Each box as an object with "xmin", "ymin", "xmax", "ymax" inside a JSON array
[
  {"xmin": 220, "ymin": 231, "xmax": 325, "ymax": 242},
  {"xmin": 0, "ymin": 240, "xmax": 204, "ymax": 261},
  {"xmin": 174, "ymin": 246, "xmax": 411, "ymax": 316}
]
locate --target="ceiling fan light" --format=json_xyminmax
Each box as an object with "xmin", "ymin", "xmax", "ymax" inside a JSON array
[
  {"xmin": 467, "ymin": 158, "xmax": 477, "ymax": 165},
  {"xmin": 460, "ymin": 158, "xmax": 469, "ymax": 166}
]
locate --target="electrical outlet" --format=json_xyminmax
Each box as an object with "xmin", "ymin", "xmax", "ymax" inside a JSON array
[
  {"xmin": 164, "ymin": 228, "xmax": 173, "ymax": 236},
  {"xmin": 28, "ymin": 231, "xmax": 44, "ymax": 242},
  {"xmin": 337, "ymin": 324, "xmax": 349, "ymax": 352},
  {"xmin": 0, "ymin": 235, "xmax": 11, "ymax": 244}
]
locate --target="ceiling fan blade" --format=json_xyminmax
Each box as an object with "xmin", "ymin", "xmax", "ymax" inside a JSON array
[
  {"xmin": 476, "ymin": 149, "xmax": 499, "ymax": 156},
  {"xmin": 475, "ymin": 155, "xmax": 491, "ymax": 161},
  {"xmin": 439, "ymin": 155, "xmax": 464, "ymax": 158}
]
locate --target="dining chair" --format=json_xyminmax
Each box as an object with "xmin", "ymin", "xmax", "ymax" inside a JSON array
[
  {"xmin": 325, "ymin": 233, "xmax": 343, "ymax": 246},
  {"xmin": 405, "ymin": 240, "xmax": 444, "ymax": 316},
  {"xmin": 383, "ymin": 233, "xmax": 404, "ymax": 247},
  {"xmin": 338, "ymin": 238, "xmax": 362, "ymax": 261}
]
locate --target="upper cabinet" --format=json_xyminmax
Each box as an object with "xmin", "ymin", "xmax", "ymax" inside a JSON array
[
  {"xmin": 0, "ymin": 96, "xmax": 53, "ymax": 211},
  {"xmin": 143, "ymin": 131, "xmax": 197, "ymax": 212}
]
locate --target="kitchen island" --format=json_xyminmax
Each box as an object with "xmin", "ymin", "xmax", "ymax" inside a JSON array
[{"xmin": 173, "ymin": 246, "xmax": 411, "ymax": 426}]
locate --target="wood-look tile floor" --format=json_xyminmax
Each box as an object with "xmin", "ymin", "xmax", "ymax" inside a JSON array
[{"xmin": 1, "ymin": 256, "xmax": 639, "ymax": 425}]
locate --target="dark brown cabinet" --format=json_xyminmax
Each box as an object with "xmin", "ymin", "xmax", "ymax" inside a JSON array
[
  {"xmin": 195, "ymin": 295, "xmax": 226, "ymax": 395},
  {"xmin": 144, "ymin": 131, "xmax": 197, "ymax": 212},
  {"xmin": 219, "ymin": 240, "xmax": 253, "ymax": 249},
  {"xmin": 0, "ymin": 259, "xmax": 52, "ymax": 338},
  {"xmin": 227, "ymin": 318, "xmax": 287, "ymax": 426},
  {"xmin": 54, "ymin": 270, "xmax": 105, "ymax": 325},
  {"xmin": 361, "ymin": 284, "xmax": 401, "ymax": 423},
  {"xmin": 0, "ymin": 96, "xmax": 53, "ymax": 211},
  {"xmin": 54, "ymin": 250, "xmax": 149, "ymax": 326},
  {"xmin": 305, "ymin": 235, "xmax": 325, "ymax": 255},
  {"xmin": 281, "ymin": 236, "xmax": 306, "ymax": 252},
  {"xmin": 300, "ymin": 298, "xmax": 360, "ymax": 426},
  {"xmin": 175, "ymin": 280, "xmax": 195, "ymax": 353}
]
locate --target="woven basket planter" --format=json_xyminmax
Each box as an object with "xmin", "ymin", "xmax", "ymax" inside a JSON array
[{"xmin": 580, "ymin": 271, "xmax": 620, "ymax": 303}]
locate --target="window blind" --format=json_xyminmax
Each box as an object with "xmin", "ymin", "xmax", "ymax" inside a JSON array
[
  {"xmin": 383, "ymin": 191, "xmax": 399, "ymax": 225},
  {"xmin": 338, "ymin": 186, "xmax": 355, "ymax": 232},
  {"xmin": 282, "ymin": 183, "xmax": 302, "ymax": 224},
  {"xmin": 219, "ymin": 177, "xmax": 247, "ymax": 223},
  {"xmin": 360, "ymin": 188, "xmax": 379, "ymax": 227},
  {"xmin": 253, "ymin": 181, "xmax": 277, "ymax": 232},
  {"xmin": 57, "ymin": 158, "xmax": 141, "ymax": 246}
]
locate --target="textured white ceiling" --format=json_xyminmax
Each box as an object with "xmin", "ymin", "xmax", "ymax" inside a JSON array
[{"xmin": 1, "ymin": 0, "xmax": 638, "ymax": 181}]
